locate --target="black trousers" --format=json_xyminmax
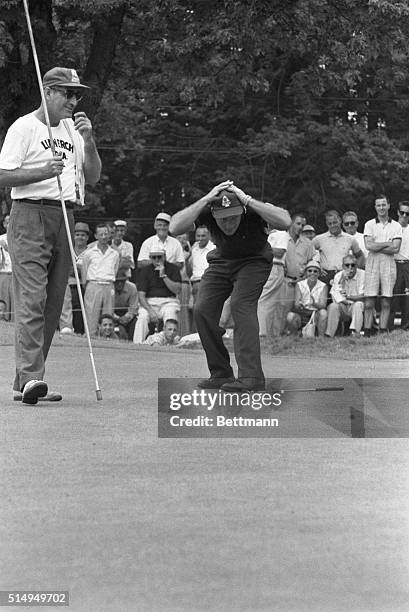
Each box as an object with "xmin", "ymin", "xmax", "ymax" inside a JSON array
[{"xmin": 194, "ymin": 254, "xmax": 271, "ymax": 380}]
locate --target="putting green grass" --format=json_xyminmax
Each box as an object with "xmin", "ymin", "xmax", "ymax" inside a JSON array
[{"xmin": 1, "ymin": 343, "xmax": 408, "ymax": 611}]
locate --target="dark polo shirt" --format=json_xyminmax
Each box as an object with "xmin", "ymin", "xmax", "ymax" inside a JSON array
[
  {"xmin": 138, "ymin": 262, "xmax": 181, "ymax": 298},
  {"xmin": 198, "ymin": 208, "xmax": 269, "ymax": 259}
]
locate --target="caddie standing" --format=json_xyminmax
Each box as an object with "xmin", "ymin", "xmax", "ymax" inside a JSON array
[{"xmin": 0, "ymin": 67, "xmax": 101, "ymax": 404}]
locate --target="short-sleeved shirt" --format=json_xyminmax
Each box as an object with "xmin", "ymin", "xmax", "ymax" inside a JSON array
[
  {"xmin": 0, "ymin": 112, "xmax": 84, "ymax": 201},
  {"xmin": 313, "ymin": 231, "xmax": 361, "ymax": 271},
  {"xmin": 138, "ymin": 262, "xmax": 181, "ymax": 298},
  {"xmin": 267, "ymin": 230, "xmax": 289, "ymax": 265},
  {"xmin": 82, "ymin": 244, "xmax": 119, "ymax": 282},
  {"xmin": 190, "ymin": 240, "xmax": 216, "ymax": 280},
  {"xmin": 285, "ymin": 234, "xmax": 316, "ymax": 278},
  {"xmin": 197, "ymin": 209, "xmax": 269, "ymax": 259},
  {"xmin": 137, "ymin": 234, "xmax": 184, "ymax": 265},
  {"xmin": 395, "ymin": 225, "xmax": 409, "ymax": 261},
  {"xmin": 363, "ymin": 218, "xmax": 402, "ymax": 251}
]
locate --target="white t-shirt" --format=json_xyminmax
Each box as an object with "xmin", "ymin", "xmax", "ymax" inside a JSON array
[
  {"xmin": 0, "ymin": 112, "xmax": 84, "ymax": 201},
  {"xmin": 137, "ymin": 234, "xmax": 184, "ymax": 265},
  {"xmin": 190, "ymin": 240, "xmax": 216, "ymax": 280},
  {"xmin": 267, "ymin": 230, "xmax": 290, "ymax": 264}
]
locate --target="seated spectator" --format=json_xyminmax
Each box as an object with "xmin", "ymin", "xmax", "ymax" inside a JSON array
[
  {"xmin": 142, "ymin": 319, "xmax": 180, "ymax": 346},
  {"xmin": 325, "ymin": 255, "xmax": 365, "ymax": 337},
  {"xmin": 113, "ymin": 266, "xmax": 138, "ymax": 340},
  {"xmin": 301, "ymin": 224, "xmax": 316, "ymax": 241},
  {"xmin": 286, "ymin": 260, "xmax": 328, "ymax": 336},
  {"xmin": 82, "ymin": 223, "xmax": 120, "ymax": 337},
  {"xmin": 133, "ymin": 247, "xmax": 181, "ymax": 343},
  {"xmin": 97, "ymin": 313, "xmax": 119, "ymax": 339},
  {"xmin": 137, "ymin": 212, "xmax": 184, "ymax": 269}
]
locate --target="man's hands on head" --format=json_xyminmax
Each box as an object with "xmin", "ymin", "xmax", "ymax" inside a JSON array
[{"xmin": 204, "ymin": 180, "xmax": 234, "ymax": 203}]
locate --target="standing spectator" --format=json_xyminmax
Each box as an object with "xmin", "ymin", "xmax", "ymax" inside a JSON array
[
  {"xmin": 287, "ymin": 260, "xmax": 328, "ymax": 336},
  {"xmin": 169, "ymin": 181, "xmax": 291, "ymax": 391},
  {"xmin": 325, "ymin": 255, "xmax": 365, "ymax": 337},
  {"xmin": 281, "ymin": 213, "xmax": 317, "ymax": 326},
  {"xmin": 0, "ymin": 65, "xmax": 101, "ymax": 404},
  {"xmin": 59, "ymin": 221, "xmax": 89, "ymax": 334},
  {"xmin": 363, "ymin": 195, "xmax": 402, "ymax": 335},
  {"xmin": 133, "ymin": 247, "xmax": 181, "ymax": 343},
  {"xmin": 82, "ymin": 223, "xmax": 119, "ymax": 337},
  {"xmin": 301, "ymin": 224, "xmax": 316, "ymax": 240},
  {"xmin": 113, "ymin": 266, "xmax": 138, "ymax": 340},
  {"xmin": 175, "ymin": 232, "xmax": 193, "ymax": 335},
  {"xmin": 137, "ymin": 212, "xmax": 184, "ymax": 269},
  {"xmin": 389, "ymin": 200, "xmax": 409, "ymax": 330},
  {"xmin": 97, "ymin": 313, "xmax": 119, "ymax": 339},
  {"xmin": 111, "ymin": 219, "xmax": 135, "ymax": 278},
  {"xmin": 313, "ymin": 210, "xmax": 363, "ymax": 286},
  {"xmin": 187, "ymin": 226, "xmax": 216, "ymax": 303},
  {"xmin": 0, "ymin": 299, "xmax": 7, "ymax": 321},
  {"xmin": 257, "ymin": 229, "xmax": 289, "ymax": 337},
  {"xmin": 0, "ymin": 214, "xmax": 13, "ymax": 321},
  {"xmin": 342, "ymin": 211, "xmax": 368, "ymax": 263},
  {"xmin": 143, "ymin": 319, "xmax": 180, "ymax": 346}
]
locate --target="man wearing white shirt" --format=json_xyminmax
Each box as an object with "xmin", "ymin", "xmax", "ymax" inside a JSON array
[
  {"xmin": 390, "ymin": 200, "xmax": 409, "ymax": 330},
  {"xmin": 187, "ymin": 226, "xmax": 215, "ymax": 303},
  {"xmin": 363, "ymin": 195, "xmax": 402, "ymax": 335},
  {"xmin": 325, "ymin": 255, "xmax": 365, "ymax": 337},
  {"xmin": 82, "ymin": 223, "xmax": 119, "ymax": 336},
  {"xmin": 137, "ymin": 212, "xmax": 184, "ymax": 269},
  {"xmin": 112, "ymin": 219, "xmax": 135, "ymax": 277},
  {"xmin": 342, "ymin": 211, "xmax": 369, "ymax": 263},
  {"xmin": 257, "ymin": 228, "xmax": 289, "ymax": 336}
]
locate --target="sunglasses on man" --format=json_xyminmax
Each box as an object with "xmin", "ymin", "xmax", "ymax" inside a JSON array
[{"xmin": 51, "ymin": 87, "xmax": 83, "ymax": 102}]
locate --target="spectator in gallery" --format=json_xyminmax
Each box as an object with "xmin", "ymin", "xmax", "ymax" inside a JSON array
[
  {"xmin": 59, "ymin": 221, "xmax": 90, "ymax": 334},
  {"xmin": 133, "ymin": 246, "xmax": 181, "ymax": 343},
  {"xmin": 342, "ymin": 210, "xmax": 368, "ymax": 263},
  {"xmin": 363, "ymin": 195, "xmax": 402, "ymax": 335},
  {"xmin": 142, "ymin": 319, "xmax": 180, "ymax": 346},
  {"xmin": 175, "ymin": 232, "xmax": 193, "ymax": 336},
  {"xmin": 137, "ymin": 212, "xmax": 184, "ymax": 269},
  {"xmin": 0, "ymin": 214, "xmax": 12, "ymax": 321},
  {"xmin": 325, "ymin": 255, "xmax": 365, "ymax": 337},
  {"xmin": 286, "ymin": 260, "xmax": 328, "ymax": 336},
  {"xmin": 82, "ymin": 223, "xmax": 120, "ymax": 337},
  {"xmin": 389, "ymin": 200, "xmax": 409, "ymax": 331},
  {"xmin": 97, "ymin": 313, "xmax": 119, "ymax": 339},
  {"xmin": 313, "ymin": 210, "xmax": 363, "ymax": 286},
  {"xmin": 0, "ymin": 298, "xmax": 7, "ymax": 321},
  {"xmin": 111, "ymin": 219, "xmax": 135, "ymax": 277},
  {"xmin": 186, "ymin": 225, "xmax": 216, "ymax": 304},
  {"xmin": 300, "ymin": 224, "xmax": 316, "ymax": 241},
  {"xmin": 113, "ymin": 266, "xmax": 138, "ymax": 340}
]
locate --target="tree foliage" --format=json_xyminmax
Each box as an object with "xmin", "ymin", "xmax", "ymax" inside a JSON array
[{"xmin": 1, "ymin": 0, "xmax": 409, "ymax": 229}]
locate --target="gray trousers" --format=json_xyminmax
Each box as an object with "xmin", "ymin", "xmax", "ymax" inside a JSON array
[{"xmin": 8, "ymin": 201, "xmax": 74, "ymax": 391}]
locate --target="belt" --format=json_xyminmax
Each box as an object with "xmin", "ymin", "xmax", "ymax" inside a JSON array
[
  {"xmin": 395, "ymin": 260, "xmax": 409, "ymax": 264},
  {"xmin": 15, "ymin": 198, "xmax": 75, "ymax": 210},
  {"xmin": 285, "ymin": 275, "xmax": 297, "ymax": 281},
  {"xmin": 191, "ymin": 279, "xmax": 201, "ymax": 283},
  {"xmin": 88, "ymin": 280, "xmax": 113, "ymax": 285}
]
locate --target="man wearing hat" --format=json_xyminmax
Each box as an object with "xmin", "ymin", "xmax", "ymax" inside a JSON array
[
  {"xmin": 59, "ymin": 221, "xmax": 90, "ymax": 335},
  {"xmin": 301, "ymin": 224, "xmax": 316, "ymax": 241},
  {"xmin": 170, "ymin": 181, "xmax": 291, "ymax": 391},
  {"xmin": 0, "ymin": 66, "xmax": 101, "ymax": 403},
  {"xmin": 286, "ymin": 260, "xmax": 328, "ymax": 336},
  {"xmin": 133, "ymin": 246, "xmax": 181, "ymax": 343},
  {"xmin": 137, "ymin": 212, "xmax": 184, "ymax": 269},
  {"xmin": 113, "ymin": 266, "xmax": 138, "ymax": 340},
  {"xmin": 112, "ymin": 219, "xmax": 135, "ymax": 278}
]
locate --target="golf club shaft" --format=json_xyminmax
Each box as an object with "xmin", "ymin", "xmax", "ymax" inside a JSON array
[{"xmin": 22, "ymin": 0, "xmax": 102, "ymax": 401}]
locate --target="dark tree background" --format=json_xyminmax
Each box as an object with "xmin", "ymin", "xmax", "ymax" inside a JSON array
[{"xmin": 2, "ymin": 0, "xmax": 409, "ymax": 237}]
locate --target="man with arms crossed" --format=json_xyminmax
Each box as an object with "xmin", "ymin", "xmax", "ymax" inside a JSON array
[
  {"xmin": 170, "ymin": 181, "xmax": 290, "ymax": 391},
  {"xmin": 0, "ymin": 66, "xmax": 101, "ymax": 404},
  {"xmin": 363, "ymin": 195, "xmax": 402, "ymax": 335}
]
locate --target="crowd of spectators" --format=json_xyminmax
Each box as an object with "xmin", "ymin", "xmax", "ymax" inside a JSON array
[{"xmin": 1, "ymin": 194, "xmax": 408, "ymax": 343}]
